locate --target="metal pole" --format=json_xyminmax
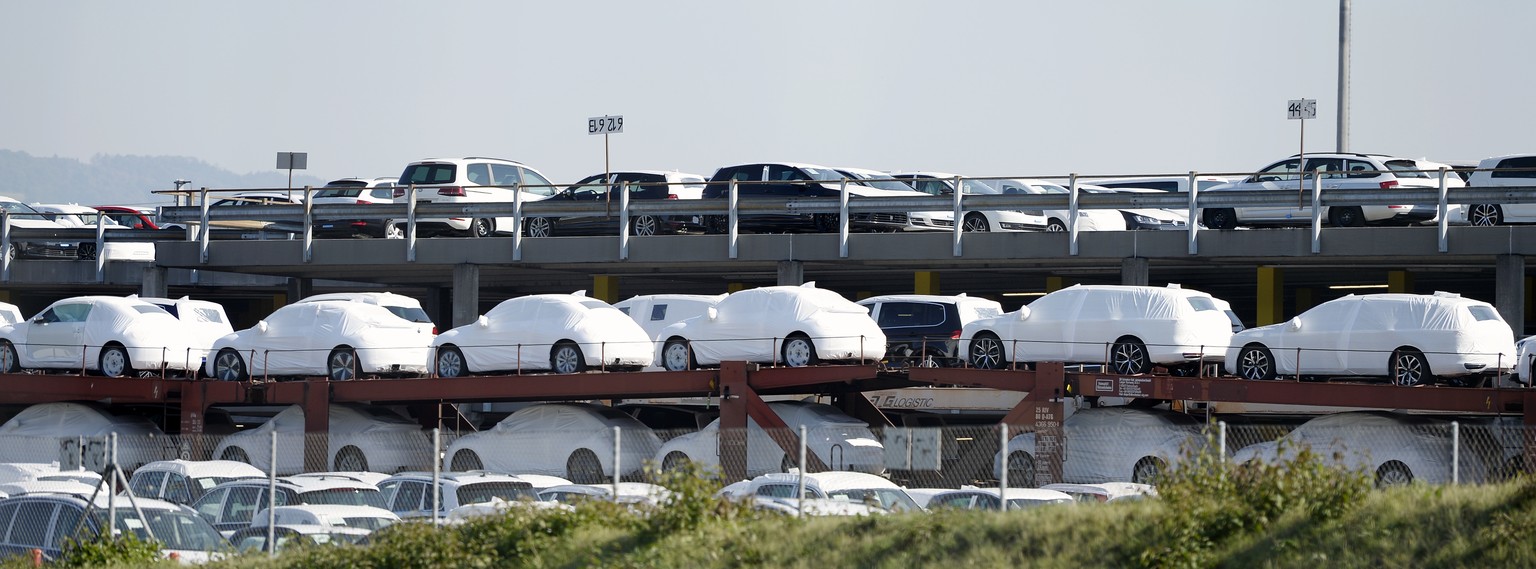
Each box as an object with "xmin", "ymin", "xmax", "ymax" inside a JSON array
[
  {"xmin": 94, "ymin": 214, "xmax": 106, "ymax": 281},
  {"xmin": 612, "ymin": 426, "xmax": 622, "ymax": 503},
  {"xmin": 432, "ymin": 428, "xmax": 441, "ymax": 524},
  {"xmin": 512, "ymin": 183, "xmax": 524, "ymax": 262},
  {"xmin": 1437, "ymin": 167, "xmax": 1450, "ymax": 253},
  {"xmin": 1218, "ymin": 421, "xmax": 1227, "ymax": 463},
  {"xmin": 302, "ymin": 185, "xmax": 314, "ymax": 263},
  {"xmin": 267, "ymin": 431, "xmax": 277, "ymax": 558},
  {"xmin": 797, "ymin": 425, "xmax": 807, "ymax": 517},
  {"xmin": 198, "ymin": 188, "xmax": 210, "ymax": 264},
  {"xmin": 838, "ymin": 179, "xmax": 850, "ymax": 258},
  {"xmin": 1337, "ymin": 0, "xmax": 1351, "ymax": 152},
  {"xmin": 108, "ymin": 433, "xmax": 117, "ymax": 537},
  {"xmin": 619, "ymin": 181, "xmax": 631, "ymax": 259},
  {"xmin": 728, "ymin": 179, "xmax": 739, "ymax": 259},
  {"xmin": 998, "ymin": 423, "xmax": 1009, "ymax": 512},
  {"xmin": 406, "ymin": 185, "xmax": 418, "ymax": 262},
  {"xmin": 1311, "ymin": 170, "xmax": 1323, "ymax": 254},
  {"xmin": 951, "ymin": 176, "xmax": 963, "ymax": 257},
  {"xmin": 1068, "ymin": 173, "xmax": 1080, "ymax": 256},
  {"xmin": 1451, "ymin": 421, "xmax": 1460, "ymax": 485},
  {"xmin": 0, "ymin": 211, "xmax": 10, "ymax": 282},
  {"xmin": 1187, "ymin": 171, "xmax": 1199, "ymax": 255}
]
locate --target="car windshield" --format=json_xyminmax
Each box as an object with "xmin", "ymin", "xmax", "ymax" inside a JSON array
[
  {"xmin": 826, "ymin": 488, "xmax": 922, "ymax": 512},
  {"xmin": 298, "ymin": 488, "xmax": 387, "ymax": 509},
  {"xmin": 93, "ymin": 509, "xmax": 228, "ymax": 552},
  {"xmin": 384, "ymin": 306, "xmax": 433, "ymax": 324},
  {"xmin": 837, "ymin": 171, "xmax": 916, "ymax": 192},
  {"xmin": 400, "ymin": 163, "xmax": 456, "ymax": 185},
  {"xmin": 0, "ymin": 201, "xmax": 43, "ymax": 216},
  {"xmin": 341, "ymin": 517, "xmax": 394, "ymax": 531},
  {"xmin": 961, "ymin": 179, "xmax": 1002, "ymax": 195},
  {"xmin": 1383, "ymin": 159, "xmax": 1431, "ymax": 178},
  {"xmin": 799, "ymin": 167, "xmax": 847, "ymax": 182},
  {"xmin": 314, "ymin": 189, "xmax": 364, "ymax": 198},
  {"xmin": 457, "ymin": 482, "xmax": 537, "ymax": 505}
]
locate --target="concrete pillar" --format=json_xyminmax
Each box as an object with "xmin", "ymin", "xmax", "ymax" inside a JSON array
[
  {"xmin": 914, "ymin": 271, "xmax": 939, "ymax": 295},
  {"xmin": 452, "ymin": 264, "xmax": 480, "ymax": 328},
  {"xmin": 1257, "ymin": 266, "xmax": 1284, "ymax": 326},
  {"xmin": 1120, "ymin": 257, "xmax": 1149, "ymax": 286},
  {"xmin": 592, "ymin": 275, "xmax": 619, "ymax": 304},
  {"xmin": 1295, "ymin": 287, "xmax": 1316, "ymax": 314},
  {"xmin": 1045, "ymin": 276, "xmax": 1067, "ymax": 292},
  {"xmin": 776, "ymin": 260, "xmax": 804, "ymax": 286},
  {"xmin": 140, "ymin": 267, "xmax": 168, "ymax": 298},
  {"xmin": 285, "ymin": 277, "xmax": 313, "ymax": 304},
  {"xmin": 1497, "ymin": 255, "xmax": 1525, "ymax": 337},
  {"xmin": 1387, "ymin": 270, "xmax": 1414, "ymax": 294}
]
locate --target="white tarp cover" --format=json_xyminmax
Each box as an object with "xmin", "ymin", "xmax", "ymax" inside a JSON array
[
  {"xmin": 212, "ymin": 404, "xmax": 431, "ymax": 475},
  {"xmin": 964, "ymin": 285, "xmax": 1233, "ymax": 365},
  {"xmin": 446, "ymin": 403, "xmax": 662, "ymax": 480},
  {"xmin": 1231, "ymin": 411, "xmax": 1481, "ymax": 484},
  {"xmin": 0, "ymin": 302, "xmax": 22, "ymax": 325},
  {"xmin": 996, "ymin": 407, "xmax": 1206, "ymax": 484},
  {"xmin": 659, "ymin": 285, "xmax": 885, "ymax": 365},
  {"xmin": 210, "ymin": 302, "xmax": 431, "ymax": 377},
  {"xmin": 614, "ymin": 294, "xmax": 727, "ymax": 341},
  {"xmin": 435, "ymin": 294, "xmax": 653, "ymax": 372},
  {"xmin": 654, "ymin": 401, "xmax": 885, "ymax": 477},
  {"xmin": 0, "ymin": 295, "xmax": 197, "ymax": 371},
  {"xmin": 0, "ymin": 402, "xmax": 170, "ymax": 468}
]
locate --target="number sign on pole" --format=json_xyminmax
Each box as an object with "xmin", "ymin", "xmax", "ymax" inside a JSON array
[
  {"xmin": 1288, "ymin": 99, "xmax": 1317, "ymax": 207},
  {"xmin": 587, "ymin": 115, "xmax": 624, "ymax": 194}
]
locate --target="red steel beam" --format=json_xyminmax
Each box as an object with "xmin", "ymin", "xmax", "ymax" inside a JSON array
[
  {"xmin": 0, "ymin": 374, "xmax": 178, "ymax": 404},
  {"xmin": 908, "ymin": 367, "xmax": 1039, "ymax": 392},
  {"xmin": 746, "ymin": 365, "xmax": 883, "ymax": 391},
  {"xmin": 323, "ymin": 370, "xmax": 718, "ymax": 404},
  {"xmin": 1072, "ymin": 373, "xmax": 1529, "ymax": 415}
]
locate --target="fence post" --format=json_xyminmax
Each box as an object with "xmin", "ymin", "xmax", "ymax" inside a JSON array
[
  {"xmin": 432, "ymin": 427, "xmax": 441, "ymax": 524},
  {"xmin": 1437, "ymin": 167, "xmax": 1450, "ymax": 253},
  {"xmin": 619, "ymin": 181, "xmax": 631, "ymax": 260},
  {"xmin": 302, "ymin": 185, "xmax": 314, "ymax": 263},
  {"xmin": 1218, "ymin": 420, "xmax": 1227, "ymax": 464},
  {"xmin": 512, "ymin": 183, "xmax": 524, "ymax": 262},
  {"xmin": 1310, "ymin": 170, "xmax": 1323, "ymax": 254},
  {"xmin": 406, "ymin": 184, "xmax": 418, "ymax": 262},
  {"xmin": 951, "ymin": 176, "xmax": 963, "ymax": 257},
  {"xmin": 94, "ymin": 214, "xmax": 106, "ymax": 282},
  {"xmin": 108, "ymin": 433, "xmax": 117, "ymax": 537},
  {"xmin": 1451, "ymin": 421, "xmax": 1460, "ymax": 485},
  {"xmin": 267, "ymin": 431, "xmax": 277, "ymax": 558},
  {"xmin": 1, "ymin": 211, "xmax": 11, "ymax": 282},
  {"xmin": 797, "ymin": 425, "xmax": 807, "ymax": 517},
  {"xmin": 998, "ymin": 423, "xmax": 1009, "ymax": 512},
  {"xmin": 1068, "ymin": 173, "xmax": 1080, "ymax": 256},
  {"xmin": 198, "ymin": 188, "xmax": 210, "ymax": 264},
  {"xmin": 612, "ymin": 426, "xmax": 622, "ymax": 503}
]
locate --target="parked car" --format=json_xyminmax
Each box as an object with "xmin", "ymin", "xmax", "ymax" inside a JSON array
[
  {"xmin": 995, "ymin": 407, "xmax": 1210, "ymax": 486},
  {"xmin": 657, "ymin": 283, "xmax": 885, "ymax": 371},
  {"xmin": 443, "ymin": 403, "xmax": 663, "ymax": 484},
  {"xmin": 1517, "ymin": 335, "xmax": 1536, "ymax": 385},
  {"xmin": 128, "ymin": 460, "xmax": 266, "ymax": 505},
  {"xmin": 923, "ymin": 487, "xmax": 1073, "ymax": 510},
  {"xmin": 1040, "ymin": 482, "xmax": 1158, "ymax": 503},
  {"xmin": 613, "ymin": 293, "xmax": 727, "ymax": 342},
  {"xmin": 0, "ymin": 403, "xmax": 174, "ymax": 471},
  {"xmin": 395, "ymin": 157, "xmax": 558, "ymax": 237},
  {"xmin": 228, "ymin": 524, "xmax": 371, "ymax": 553},
  {"xmin": 94, "ymin": 205, "xmax": 181, "ymax": 230},
  {"xmin": 202, "ymin": 192, "xmax": 305, "ymax": 233},
  {"xmin": 830, "ymin": 167, "xmax": 945, "ymax": 232},
  {"xmin": 857, "ymin": 294, "xmax": 1003, "ymax": 367},
  {"xmin": 1462, "ymin": 153, "xmax": 1536, "ymax": 225},
  {"xmin": 1200, "ymin": 153, "xmax": 1439, "ymax": 229},
  {"xmin": 212, "ymin": 404, "xmax": 431, "ymax": 475},
  {"xmin": 250, "ymin": 504, "xmax": 399, "ymax": 531},
  {"xmin": 539, "ymin": 482, "xmax": 672, "ymax": 506},
  {"xmin": 525, "ymin": 170, "xmax": 707, "ymax": 237},
  {"xmin": 377, "ymin": 471, "xmax": 538, "ymax": 519},
  {"xmin": 207, "ymin": 300, "xmax": 433, "ymax": 381},
  {"xmin": 1078, "ymin": 185, "xmax": 1191, "ymax": 230},
  {"xmin": 701, "ymin": 162, "xmax": 924, "ymax": 233},
  {"xmin": 892, "ymin": 172, "xmax": 1049, "ymax": 232},
  {"xmin": 0, "ymin": 295, "xmax": 207, "ymax": 377},
  {"xmin": 654, "ymin": 400, "xmax": 884, "ymax": 477},
  {"xmin": 988, "ymin": 178, "xmax": 1130, "ymax": 232},
  {"xmin": 433, "ymin": 292, "xmax": 653, "ymax": 376},
  {"xmin": 191, "ymin": 477, "xmax": 388, "ymax": 533},
  {"xmin": 0, "ymin": 493, "xmax": 227, "ymax": 562},
  {"xmin": 0, "ymin": 196, "xmax": 79, "ymax": 260},
  {"xmin": 295, "ymin": 291, "xmax": 437, "ymax": 335},
  {"xmin": 133, "ymin": 295, "xmax": 236, "ymax": 371},
  {"xmin": 1232, "ymin": 411, "xmax": 1487, "ymax": 486},
  {"xmin": 311, "ymin": 177, "xmax": 401, "ymax": 238},
  {"xmin": 30, "ymin": 203, "xmax": 137, "ymax": 259},
  {"xmin": 1225, "ymin": 292, "xmax": 1516, "ymax": 386},
  {"xmin": 961, "ymin": 284, "xmax": 1235, "ymax": 374},
  {"xmin": 718, "ymin": 471, "xmax": 923, "ymax": 513},
  {"xmin": 1088, "ymin": 175, "xmax": 1235, "ymax": 194}
]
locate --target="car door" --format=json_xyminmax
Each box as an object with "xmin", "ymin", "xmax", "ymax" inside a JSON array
[
  {"xmin": 1275, "ymin": 299, "xmax": 1358, "ymax": 375},
  {"xmin": 1493, "ymin": 156, "xmax": 1536, "ymax": 221},
  {"xmin": 26, "ymin": 301, "xmax": 91, "ymax": 367},
  {"xmin": 1014, "ymin": 290, "xmax": 1081, "ymax": 363},
  {"xmin": 552, "ymin": 174, "xmax": 613, "ymax": 234},
  {"xmin": 258, "ymin": 304, "xmax": 323, "ymax": 376},
  {"xmin": 1239, "ymin": 159, "xmax": 1302, "ymax": 221}
]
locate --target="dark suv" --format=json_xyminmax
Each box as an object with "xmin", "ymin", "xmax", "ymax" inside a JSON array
[
  {"xmin": 857, "ymin": 294, "xmax": 1005, "ymax": 367},
  {"xmin": 701, "ymin": 162, "xmax": 920, "ymax": 233}
]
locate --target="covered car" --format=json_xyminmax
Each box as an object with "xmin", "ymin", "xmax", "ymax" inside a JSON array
[
  {"xmin": 614, "ymin": 293, "xmax": 727, "ymax": 342},
  {"xmin": 1517, "ymin": 335, "xmax": 1535, "ymax": 385},
  {"xmin": 444, "ymin": 403, "xmax": 662, "ymax": 484},
  {"xmin": 657, "ymin": 283, "xmax": 885, "ymax": 371},
  {"xmin": 0, "ymin": 295, "xmax": 205, "ymax": 377},
  {"xmin": 962, "ymin": 284, "xmax": 1234, "ymax": 374},
  {"xmin": 654, "ymin": 401, "xmax": 884, "ymax": 477},
  {"xmin": 0, "ymin": 302, "xmax": 21, "ymax": 325},
  {"xmin": 1225, "ymin": 292, "xmax": 1516, "ymax": 386},
  {"xmin": 0, "ymin": 402, "xmax": 174, "ymax": 471},
  {"xmin": 994, "ymin": 407, "xmax": 1211, "ymax": 486},
  {"xmin": 212, "ymin": 404, "xmax": 432, "ymax": 475},
  {"xmin": 720, "ymin": 471, "xmax": 923, "ymax": 513},
  {"xmin": 1232, "ymin": 411, "xmax": 1487, "ymax": 486},
  {"xmin": 432, "ymin": 292, "xmax": 653, "ymax": 376},
  {"xmin": 133, "ymin": 295, "xmax": 235, "ymax": 368},
  {"xmin": 207, "ymin": 300, "xmax": 433, "ymax": 381},
  {"xmin": 296, "ymin": 292, "xmax": 436, "ymax": 335}
]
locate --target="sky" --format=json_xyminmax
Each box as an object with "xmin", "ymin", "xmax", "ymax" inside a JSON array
[{"xmin": 2, "ymin": 1, "xmax": 1533, "ymax": 187}]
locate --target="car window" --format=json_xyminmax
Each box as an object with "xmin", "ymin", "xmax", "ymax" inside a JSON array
[
  {"xmin": 457, "ymin": 482, "xmax": 536, "ymax": 505},
  {"xmin": 223, "ymin": 487, "xmax": 264, "ymax": 524},
  {"xmin": 1468, "ymin": 305, "xmax": 1502, "ymax": 322},
  {"xmin": 369, "ymin": 188, "xmax": 394, "ymax": 200},
  {"xmin": 400, "ymin": 163, "xmax": 456, "ymax": 185},
  {"xmin": 875, "ymin": 302, "xmax": 947, "ymax": 328},
  {"xmin": 0, "ymin": 502, "xmax": 18, "ymax": 543},
  {"xmin": 1254, "ymin": 159, "xmax": 1301, "ymax": 182},
  {"xmin": 132, "ymin": 305, "xmax": 169, "ymax": 316},
  {"xmin": 194, "ymin": 487, "xmax": 228, "ymax": 520},
  {"xmin": 314, "ymin": 189, "xmax": 363, "ymax": 198},
  {"xmin": 466, "ymin": 163, "xmax": 493, "ymax": 186},
  {"xmin": 491, "ymin": 164, "xmax": 523, "ymax": 187},
  {"xmin": 130, "ymin": 470, "xmax": 166, "ymax": 499},
  {"xmin": 46, "ymin": 303, "xmax": 93, "ymax": 323},
  {"xmin": 1492, "ymin": 156, "xmax": 1536, "ymax": 179},
  {"xmin": 650, "ymin": 304, "xmax": 668, "ymax": 321},
  {"xmin": 48, "ymin": 505, "xmax": 81, "ymax": 550},
  {"xmin": 1303, "ymin": 158, "xmax": 1346, "ymax": 179},
  {"xmin": 1383, "ymin": 159, "xmax": 1430, "ymax": 178},
  {"xmin": 520, "ymin": 169, "xmax": 557, "ymax": 197},
  {"xmin": 754, "ymin": 484, "xmax": 802, "ymax": 498},
  {"xmin": 391, "ymin": 481, "xmax": 425, "ymax": 512},
  {"xmin": 165, "ymin": 474, "xmax": 193, "ymax": 504},
  {"xmin": 1186, "ymin": 297, "xmax": 1218, "ymax": 312},
  {"xmin": 10, "ymin": 502, "xmax": 55, "ymax": 546},
  {"xmin": 300, "ymin": 488, "xmax": 386, "ymax": 509}
]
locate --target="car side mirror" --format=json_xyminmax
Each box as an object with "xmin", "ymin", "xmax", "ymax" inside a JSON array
[
  {"xmin": 477, "ymin": 315, "xmax": 489, "ymax": 328},
  {"xmin": 1016, "ymin": 306, "xmax": 1031, "ymax": 321},
  {"xmin": 256, "ymin": 321, "xmax": 269, "ymax": 334},
  {"xmin": 1287, "ymin": 318, "xmax": 1302, "ymax": 332},
  {"xmin": 707, "ymin": 307, "xmax": 719, "ymax": 321},
  {"xmin": 30, "ymin": 316, "xmax": 44, "ymax": 324}
]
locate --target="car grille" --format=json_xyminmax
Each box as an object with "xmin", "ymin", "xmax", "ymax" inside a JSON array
[{"xmin": 854, "ymin": 212, "xmax": 910, "ymax": 224}]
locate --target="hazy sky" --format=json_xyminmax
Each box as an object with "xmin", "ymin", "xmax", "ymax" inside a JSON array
[{"xmin": 3, "ymin": 1, "xmax": 1532, "ymax": 187}]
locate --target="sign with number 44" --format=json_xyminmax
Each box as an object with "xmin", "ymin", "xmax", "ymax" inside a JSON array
[{"xmin": 1287, "ymin": 99, "xmax": 1317, "ymax": 120}]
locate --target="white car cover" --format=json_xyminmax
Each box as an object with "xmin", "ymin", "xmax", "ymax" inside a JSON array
[
  {"xmin": 0, "ymin": 302, "xmax": 23, "ymax": 325},
  {"xmin": 654, "ymin": 401, "xmax": 885, "ymax": 477},
  {"xmin": 656, "ymin": 283, "xmax": 885, "ymax": 369},
  {"xmin": 994, "ymin": 407, "xmax": 1210, "ymax": 486},
  {"xmin": 614, "ymin": 294, "xmax": 727, "ymax": 341},
  {"xmin": 444, "ymin": 403, "xmax": 662, "ymax": 483},
  {"xmin": 0, "ymin": 296, "xmax": 201, "ymax": 375},
  {"xmin": 432, "ymin": 293, "xmax": 653, "ymax": 375},
  {"xmin": 212, "ymin": 404, "xmax": 432, "ymax": 475},
  {"xmin": 1231, "ymin": 411, "xmax": 1487, "ymax": 485},
  {"xmin": 0, "ymin": 402, "xmax": 173, "ymax": 470},
  {"xmin": 208, "ymin": 301, "xmax": 432, "ymax": 380},
  {"xmin": 133, "ymin": 296, "xmax": 234, "ymax": 366}
]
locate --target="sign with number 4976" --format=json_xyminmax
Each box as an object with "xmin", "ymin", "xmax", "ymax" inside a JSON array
[{"xmin": 588, "ymin": 115, "xmax": 624, "ymax": 135}]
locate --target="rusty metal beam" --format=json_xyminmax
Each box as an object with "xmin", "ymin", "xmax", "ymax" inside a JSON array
[
  {"xmin": 302, "ymin": 382, "xmax": 330, "ymax": 473},
  {"xmin": 718, "ymin": 362, "xmax": 749, "ymax": 481},
  {"xmin": 1073, "ymin": 374, "xmax": 1529, "ymax": 415},
  {"xmin": 746, "ymin": 365, "xmax": 882, "ymax": 391},
  {"xmin": 320, "ymin": 370, "xmax": 718, "ymax": 404},
  {"xmin": 0, "ymin": 374, "xmax": 177, "ymax": 404},
  {"xmin": 908, "ymin": 367, "xmax": 1039, "ymax": 392}
]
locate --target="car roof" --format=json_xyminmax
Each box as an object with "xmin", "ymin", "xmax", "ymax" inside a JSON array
[
  {"xmin": 411, "ymin": 157, "xmax": 527, "ymax": 166},
  {"xmin": 748, "ymin": 471, "xmax": 899, "ymax": 492},
  {"xmin": 135, "ymin": 459, "xmax": 265, "ymax": 479},
  {"xmin": 383, "ymin": 471, "xmax": 534, "ymax": 485},
  {"xmin": 858, "ymin": 293, "xmax": 1000, "ymax": 307},
  {"xmin": 215, "ymin": 476, "xmax": 377, "ymax": 492},
  {"xmin": 297, "ymin": 292, "xmax": 422, "ymax": 308}
]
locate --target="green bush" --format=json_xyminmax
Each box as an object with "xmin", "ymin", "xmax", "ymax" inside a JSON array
[{"xmin": 57, "ymin": 533, "xmax": 165, "ymax": 568}]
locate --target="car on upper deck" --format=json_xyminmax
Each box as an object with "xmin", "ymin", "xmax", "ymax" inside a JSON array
[
  {"xmin": 395, "ymin": 157, "xmax": 557, "ymax": 238},
  {"xmin": 1200, "ymin": 153, "xmax": 1439, "ymax": 229}
]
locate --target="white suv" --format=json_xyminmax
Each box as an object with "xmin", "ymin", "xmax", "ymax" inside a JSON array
[
  {"xmin": 1463, "ymin": 154, "xmax": 1536, "ymax": 225},
  {"xmin": 1201, "ymin": 153, "xmax": 1439, "ymax": 229},
  {"xmin": 395, "ymin": 157, "xmax": 558, "ymax": 237}
]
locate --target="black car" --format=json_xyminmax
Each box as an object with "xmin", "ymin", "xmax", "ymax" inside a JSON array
[
  {"xmin": 701, "ymin": 162, "xmax": 918, "ymax": 234},
  {"xmin": 857, "ymin": 294, "xmax": 1004, "ymax": 367},
  {"xmin": 525, "ymin": 171, "xmax": 704, "ymax": 237}
]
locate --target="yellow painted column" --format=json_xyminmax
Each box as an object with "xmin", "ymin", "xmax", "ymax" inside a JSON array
[
  {"xmin": 1294, "ymin": 287, "xmax": 1315, "ymax": 314},
  {"xmin": 914, "ymin": 271, "xmax": 939, "ymax": 295},
  {"xmin": 1387, "ymin": 270, "xmax": 1414, "ymax": 294},
  {"xmin": 727, "ymin": 282, "xmax": 747, "ymax": 293},
  {"xmin": 0, "ymin": 290, "xmax": 11, "ymax": 302},
  {"xmin": 272, "ymin": 293, "xmax": 287, "ymax": 309},
  {"xmin": 856, "ymin": 291, "xmax": 874, "ymax": 300},
  {"xmin": 593, "ymin": 275, "xmax": 619, "ymax": 304},
  {"xmin": 1257, "ymin": 266, "xmax": 1284, "ymax": 326},
  {"xmin": 1045, "ymin": 276, "xmax": 1066, "ymax": 293}
]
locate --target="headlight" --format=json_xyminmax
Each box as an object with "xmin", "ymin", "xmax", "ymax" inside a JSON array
[{"xmin": 1130, "ymin": 214, "xmax": 1158, "ymax": 225}]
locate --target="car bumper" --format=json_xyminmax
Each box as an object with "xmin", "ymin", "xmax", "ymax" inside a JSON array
[{"xmin": 17, "ymin": 241, "xmax": 80, "ymax": 259}]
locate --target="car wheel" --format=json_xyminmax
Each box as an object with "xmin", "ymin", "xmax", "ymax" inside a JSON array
[
  {"xmin": 1468, "ymin": 204, "xmax": 1503, "ymax": 226},
  {"xmin": 524, "ymin": 217, "xmax": 554, "ymax": 237},
  {"xmin": 1132, "ymin": 456, "xmax": 1167, "ymax": 485},
  {"xmin": 1110, "ymin": 336, "xmax": 1150, "ymax": 375},
  {"xmin": 662, "ymin": 338, "xmax": 695, "ymax": 371},
  {"xmin": 436, "ymin": 345, "xmax": 467, "ymax": 378},
  {"xmin": 213, "ymin": 348, "xmax": 248, "ymax": 381},
  {"xmin": 566, "ymin": 449, "xmax": 605, "ymax": 484},
  {"xmin": 1006, "ymin": 451, "xmax": 1037, "ymax": 487},
  {"xmin": 551, "ymin": 341, "xmax": 586, "ymax": 374},
  {"xmin": 1202, "ymin": 208, "xmax": 1238, "ymax": 230},
  {"xmin": 662, "ymin": 452, "xmax": 691, "ymax": 473},
  {"xmin": 470, "ymin": 218, "xmax": 495, "ymax": 238},
  {"xmin": 99, "ymin": 343, "xmax": 134, "ymax": 378},
  {"xmin": 631, "ymin": 215, "xmax": 660, "ymax": 236},
  {"xmin": 383, "ymin": 220, "xmax": 405, "ymax": 239},
  {"xmin": 1375, "ymin": 460, "xmax": 1414, "ymax": 487},
  {"xmin": 781, "ymin": 334, "xmax": 818, "ymax": 367},
  {"xmin": 334, "ymin": 446, "xmax": 368, "ymax": 472},
  {"xmin": 1046, "ymin": 219, "xmax": 1067, "ymax": 232},
  {"xmin": 970, "ymin": 333, "xmax": 1006, "ymax": 370},
  {"xmin": 1328, "ymin": 206, "xmax": 1366, "ymax": 227},
  {"xmin": 916, "ymin": 349, "xmax": 947, "ymax": 368},
  {"xmin": 221, "ymin": 446, "xmax": 250, "ymax": 464},
  {"xmin": 1237, "ymin": 344, "xmax": 1277, "ymax": 380},
  {"xmin": 961, "ymin": 213, "xmax": 990, "ymax": 232},
  {"xmin": 1390, "ymin": 348, "xmax": 1433, "ymax": 386},
  {"xmin": 0, "ymin": 340, "xmax": 20, "ymax": 373},
  {"xmin": 451, "ymin": 449, "xmax": 483, "ymax": 471},
  {"xmin": 327, "ymin": 347, "xmax": 360, "ymax": 381},
  {"xmin": 703, "ymin": 215, "xmax": 728, "ymax": 235},
  {"xmin": 77, "ymin": 243, "xmax": 98, "ymax": 261}
]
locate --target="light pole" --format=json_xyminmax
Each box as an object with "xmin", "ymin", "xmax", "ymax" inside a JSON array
[{"xmin": 173, "ymin": 179, "xmax": 191, "ymax": 207}]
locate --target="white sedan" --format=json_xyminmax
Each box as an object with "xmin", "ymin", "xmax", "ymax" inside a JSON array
[
  {"xmin": 995, "ymin": 407, "xmax": 1210, "ymax": 486},
  {"xmin": 432, "ymin": 293, "xmax": 653, "ymax": 376},
  {"xmin": 213, "ymin": 404, "xmax": 433, "ymax": 475},
  {"xmin": 657, "ymin": 283, "xmax": 885, "ymax": 371},
  {"xmin": 1232, "ymin": 411, "xmax": 1487, "ymax": 486},
  {"xmin": 0, "ymin": 296, "xmax": 205, "ymax": 377},
  {"xmin": 1225, "ymin": 292, "xmax": 1515, "ymax": 386},
  {"xmin": 654, "ymin": 401, "xmax": 885, "ymax": 477},
  {"xmin": 444, "ymin": 403, "xmax": 662, "ymax": 484},
  {"xmin": 962, "ymin": 284, "xmax": 1234, "ymax": 374},
  {"xmin": 207, "ymin": 300, "xmax": 433, "ymax": 381}
]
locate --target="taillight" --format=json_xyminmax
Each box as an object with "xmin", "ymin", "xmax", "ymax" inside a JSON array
[
  {"xmin": 1379, "ymin": 180, "xmax": 1399, "ymax": 189},
  {"xmin": 950, "ymin": 330, "xmax": 962, "ymax": 339},
  {"xmin": 432, "ymin": 326, "xmax": 438, "ymax": 335},
  {"xmin": 392, "ymin": 189, "xmax": 406, "ymax": 198},
  {"xmin": 438, "ymin": 187, "xmax": 466, "ymax": 197},
  {"xmin": 666, "ymin": 194, "xmax": 679, "ymax": 200},
  {"xmin": 356, "ymin": 199, "xmax": 369, "ymax": 205}
]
